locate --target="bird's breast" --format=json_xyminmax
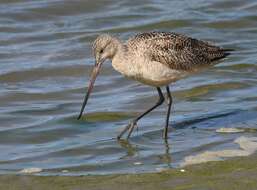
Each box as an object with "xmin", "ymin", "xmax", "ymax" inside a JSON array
[{"xmin": 112, "ymin": 55, "xmax": 188, "ymax": 87}]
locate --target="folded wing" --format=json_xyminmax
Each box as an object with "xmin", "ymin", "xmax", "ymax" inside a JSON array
[{"xmin": 128, "ymin": 32, "xmax": 232, "ymax": 71}]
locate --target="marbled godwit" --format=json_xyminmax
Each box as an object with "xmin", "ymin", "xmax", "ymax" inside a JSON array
[{"xmin": 77, "ymin": 32, "xmax": 232, "ymax": 139}]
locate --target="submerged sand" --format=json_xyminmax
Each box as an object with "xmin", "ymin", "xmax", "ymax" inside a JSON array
[
  {"xmin": 181, "ymin": 136, "xmax": 257, "ymax": 166},
  {"xmin": 1, "ymin": 153, "xmax": 257, "ymax": 190}
]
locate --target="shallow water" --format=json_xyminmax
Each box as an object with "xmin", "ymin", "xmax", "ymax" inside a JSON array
[{"xmin": 0, "ymin": 0, "xmax": 257, "ymax": 175}]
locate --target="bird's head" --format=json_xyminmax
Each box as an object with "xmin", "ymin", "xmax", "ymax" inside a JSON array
[
  {"xmin": 77, "ymin": 34, "xmax": 118, "ymax": 120},
  {"xmin": 93, "ymin": 34, "xmax": 117, "ymax": 64}
]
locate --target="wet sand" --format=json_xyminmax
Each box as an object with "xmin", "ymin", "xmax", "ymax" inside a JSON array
[{"xmin": 1, "ymin": 154, "xmax": 257, "ymax": 190}]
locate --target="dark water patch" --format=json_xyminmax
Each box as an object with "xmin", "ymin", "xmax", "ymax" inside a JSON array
[
  {"xmin": 67, "ymin": 112, "xmax": 134, "ymax": 123},
  {"xmin": 209, "ymin": 0, "xmax": 257, "ymax": 10},
  {"xmin": 96, "ymin": 19, "xmax": 193, "ymax": 34},
  {"xmin": 0, "ymin": 65, "xmax": 91, "ymax": 83},
  {"xmin": 202, "ymin": 19, "xmax": 257, "ymax": 29},
  {"xmin": 27, "ymin": 0, "xmax": 112, "ymax": 17},
  {"xmin": 172, "ymin": 110, "xmax": 240, "ymax": 129},
  {"xmin": 0, "ymin": 92, "xmax": 72, "ymax": 103},
  {"xmin": 175, "ymin": 82, "xmax": 249, "ymax": 100}
]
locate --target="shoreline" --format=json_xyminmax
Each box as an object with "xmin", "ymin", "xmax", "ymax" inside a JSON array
[{"xmin": 1, "ymin": 153, "xmax": 257, "ymax": 190}]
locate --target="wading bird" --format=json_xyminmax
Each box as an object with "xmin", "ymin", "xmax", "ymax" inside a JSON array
[{"xmin": 77, "ymin": 32, "xmax": 232, "ymax": 139}]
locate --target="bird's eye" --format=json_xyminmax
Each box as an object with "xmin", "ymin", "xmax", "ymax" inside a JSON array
[{"xmin": 100, "ymin": 49, "xmax": 104, "ymax": 54}]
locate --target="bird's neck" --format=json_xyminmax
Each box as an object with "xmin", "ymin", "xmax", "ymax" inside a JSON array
[
  {"xmin": 111, "ymin": 37, "xmax": 126, "ymax": 57},
  {"xmin": 111, "ymin": 39, "xmax": 142, "ymax": 79},
  {"xmin": 111, "ymin": 38, "xmax": 129, "ymax": 74}
]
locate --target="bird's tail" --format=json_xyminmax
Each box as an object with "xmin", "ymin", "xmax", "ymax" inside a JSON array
[
  {"xmin": 210, "ymin": 48, "xmax": 234, "ymax": 62},
  {"xmin": 223, "ymin": 48, "xmax": 235, "ymax": 57},
  {"xmin": 223, "ymin": 48, "xmax": 235, "ymax": 52}
]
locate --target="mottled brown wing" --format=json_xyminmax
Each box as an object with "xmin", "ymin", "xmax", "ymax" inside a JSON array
[{"xmin": 130, "ymin": 32, "xmax": 230, "ymax": 71}]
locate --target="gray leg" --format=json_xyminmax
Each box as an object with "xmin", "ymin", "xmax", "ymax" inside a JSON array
[
  {"xmin": 117, "ymin": 87, "xmax": 165, "ymax": 139},
  {"xmin": 163, "ymin": 86, "xmax": 172, "ymax": 139}
]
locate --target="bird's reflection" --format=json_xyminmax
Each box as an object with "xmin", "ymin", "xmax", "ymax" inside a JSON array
[
  {"xmin": 117, "ymin": 139, "xmax": 138, "ymax": 158},
  {"xmin": 159, "ymin": 139, "xmax": 172, "ymax": 167},
  {"xmin": 117, "ymin": 137, "xmax": 172, "ymax": 168}
]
